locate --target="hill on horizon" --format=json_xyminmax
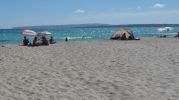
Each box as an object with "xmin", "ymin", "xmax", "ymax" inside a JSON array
[{"xmin": 13, "ymin": 24, "xmax": 179, "ymax": 30}]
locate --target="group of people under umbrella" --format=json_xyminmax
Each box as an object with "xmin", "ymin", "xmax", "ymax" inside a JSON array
[{"xmin": 22, "ymin": 30, "xmax": 56, "ymax": 46}]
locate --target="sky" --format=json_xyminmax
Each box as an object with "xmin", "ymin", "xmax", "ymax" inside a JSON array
[{"xmin": 0, "ymin": 0, "xmax": 179, "ymax": 28}]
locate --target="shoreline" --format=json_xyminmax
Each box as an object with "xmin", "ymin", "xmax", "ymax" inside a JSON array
[{"xmin": 0, "ymin": 36, "xmax": 178, "ymax": 47}]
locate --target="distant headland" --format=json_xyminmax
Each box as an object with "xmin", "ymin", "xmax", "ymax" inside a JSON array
[{"xmin": 13, "ymin": 24, "xmax": 179, "ymax": 30}]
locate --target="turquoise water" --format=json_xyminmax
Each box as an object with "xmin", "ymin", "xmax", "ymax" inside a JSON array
[{"xmin": 0, "ymin": 26, "xmax": 179, "ymax": 45}]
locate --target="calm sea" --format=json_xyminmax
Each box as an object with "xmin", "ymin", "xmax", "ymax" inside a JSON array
[{"xmin": 0, "ymin": 26, "xmax": 179, "ymax": 45}]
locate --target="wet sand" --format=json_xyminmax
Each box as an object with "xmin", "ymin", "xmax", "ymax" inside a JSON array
[{"xmin": 0, "ymin": 38, "xmax": 179, "ymax": 100}]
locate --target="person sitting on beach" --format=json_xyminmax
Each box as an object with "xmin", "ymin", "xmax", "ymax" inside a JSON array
[
  {"xmin": 49, "ymin": 36, "xmax": 56, "ymax": 44},
  {"xmin": 23, "ymin": 36, "xmax": 29, "ymax": 46},
  {"xmin": 175, "ymin": 32, "xmax": 179, "ymax": 39},
  {"xmin": 33, "ymin": 36, "xmax": 39, "ymax": 46},
  {"xmin": 41, "ymin": 36, "xmax": 49, "ymax": 45}
]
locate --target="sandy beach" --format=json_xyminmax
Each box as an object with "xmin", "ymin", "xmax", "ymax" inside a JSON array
[{"xmin": 0, "ymin": 38, "xmax": 179, "ymax": 100}]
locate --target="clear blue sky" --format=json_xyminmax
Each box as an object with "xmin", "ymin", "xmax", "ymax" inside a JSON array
[{"xmin": 0, "ymin": 0, "xmax": 179, "ymax": 28}]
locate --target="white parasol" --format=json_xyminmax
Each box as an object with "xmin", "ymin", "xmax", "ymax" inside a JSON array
[
  {"xmin": 41, "ymin": 31, "xmax": 52, "ymax": 35},
  {"xmin": 37, "ymin": 31, "xmax": 52, "ymax": 37}
]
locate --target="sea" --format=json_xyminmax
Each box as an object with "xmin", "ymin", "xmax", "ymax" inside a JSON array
[{"xmin": 0, "ymin": 25, "xmax": 179, "ymax": 45}]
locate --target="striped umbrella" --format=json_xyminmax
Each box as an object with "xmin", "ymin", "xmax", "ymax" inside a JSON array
[{"xmin": 22, "ymin": 30, "xmax": 37, "ymax": 36}]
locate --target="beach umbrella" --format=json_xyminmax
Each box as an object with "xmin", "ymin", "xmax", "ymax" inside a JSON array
[
  {"xmin": 37, "ymin": 31, "xmax": 52, "ymax": 37},
  {"xmin": 111, "ymin": 29, "xmax": 134, "ymax": 40},
  {"xmin": 22, "ymin": 30, "xmax": 37, "ymax": 36},
  {"xmin": 41, "ymin": 31, "xmax": 52, "ymax": 35}
]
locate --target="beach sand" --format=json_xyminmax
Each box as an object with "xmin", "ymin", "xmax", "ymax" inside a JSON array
[{"xmin": 0, "ymin": 38, "xmax": 179, "ymax": 100}]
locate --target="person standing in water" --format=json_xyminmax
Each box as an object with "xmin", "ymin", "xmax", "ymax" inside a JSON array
[{"xmin": 65, "ymin": 37, "xmax": 68, "ymax": 42}]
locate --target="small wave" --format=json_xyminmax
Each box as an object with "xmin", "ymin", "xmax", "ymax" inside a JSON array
[
  {"xmin": 65, "ymin": 36, "xmax": 92, "ymax": 40},
  {"xmin": 0, "ymin": 40, "xmax": 9, "ymax": 42},
  {"xmin": 166, "ymin": 32, "xmax": 177, "ymax": 35},
  {"xmin": 68, "ymin": 37, "xmax": 82, "ymax": 39}
]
